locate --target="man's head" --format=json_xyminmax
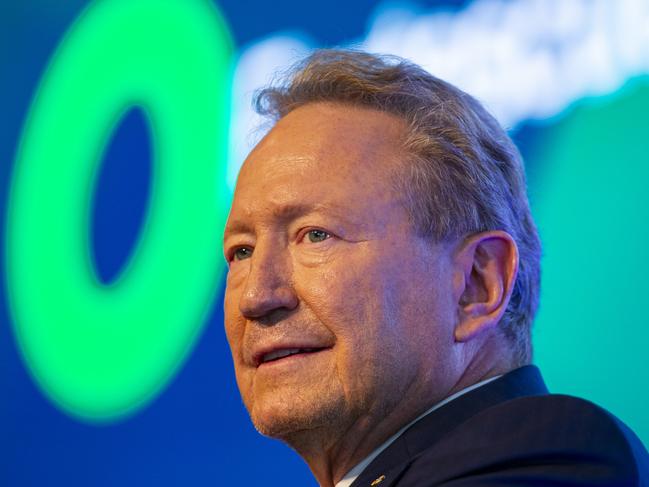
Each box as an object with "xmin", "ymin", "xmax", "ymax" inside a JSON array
[{"xmin": 222, "ymin": 49, "xmax": 541, "ymax": 472}]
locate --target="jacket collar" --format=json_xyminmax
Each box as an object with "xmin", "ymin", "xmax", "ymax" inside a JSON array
[{"xmin": 350, "ymin": 365, "xmax": 548, "ymax": 487}]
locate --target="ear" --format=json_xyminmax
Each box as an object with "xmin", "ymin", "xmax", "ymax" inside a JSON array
[{"xmin": 452, "ymin": 230, "xmax": 519, "ymax": 342}]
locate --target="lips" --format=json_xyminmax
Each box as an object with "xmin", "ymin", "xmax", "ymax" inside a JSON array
[
  {"xmin": 252, "ymin": 345, "xmax": 329, "ymax": 367},
  {"xmin": 261, "ymin": 348, "xmax": 322, "ymax": 363}
]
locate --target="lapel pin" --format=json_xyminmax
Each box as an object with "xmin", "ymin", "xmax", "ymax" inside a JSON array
[{"xmin": 370, "ymin": 474, "xmax": 386, "ymax": 486}]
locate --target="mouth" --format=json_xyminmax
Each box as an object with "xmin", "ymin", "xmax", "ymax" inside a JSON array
[{"xmin": 254, "ymin": 347, "xmax": 329, "ymax": 367}]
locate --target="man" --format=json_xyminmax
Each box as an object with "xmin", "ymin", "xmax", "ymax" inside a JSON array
[{"xmin": 222, "ymin": 49, "xmax": 649, "ymax": 486}]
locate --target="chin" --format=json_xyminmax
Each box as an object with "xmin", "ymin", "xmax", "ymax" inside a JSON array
[{"xmin": 248, "ymin": 391, "xmax": 347, "ymax": 441}]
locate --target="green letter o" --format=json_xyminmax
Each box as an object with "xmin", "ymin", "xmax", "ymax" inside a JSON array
[{"xmin": 6, "ymin": 0, "xmax": 232, "ymax": 421}]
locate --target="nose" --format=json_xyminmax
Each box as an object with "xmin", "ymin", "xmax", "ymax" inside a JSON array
[{"xmin": 238, "ymin": 244, "xmax": 298, "ymax": 319}]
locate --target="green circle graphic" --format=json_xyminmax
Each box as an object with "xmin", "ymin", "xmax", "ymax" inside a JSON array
[{"xmin": 6, "ymin": 0, "xmax": 232, "ymax": 421}]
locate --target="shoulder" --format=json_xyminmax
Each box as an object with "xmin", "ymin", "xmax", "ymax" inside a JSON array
[{"xmin": 399, "ymin": 394, "xmax": 648, "ymax": 486}]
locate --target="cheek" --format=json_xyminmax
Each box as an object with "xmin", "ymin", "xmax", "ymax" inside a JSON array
[
  {"xmin": 223, "ymin": 290, "xmax": 237, "ymax": 340},
  {"xmin": 223, "ymin": 279, "xmax": 246, "ymax": 361},
  {"xmin": 297, "ymin": 252, "xmax": 382, "ymax": 324},
  {"xmin": 222, "ymin": 307, "xmax": 253, "ymax": 402},
  {"xmin": 296, "ymin": 251, "xmax": 396, "ymax": 361}
]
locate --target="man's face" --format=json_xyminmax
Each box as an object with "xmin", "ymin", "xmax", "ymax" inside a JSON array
[{"xmin": 223, "ymin": 103, "xmax": 460, "ymax": 440}]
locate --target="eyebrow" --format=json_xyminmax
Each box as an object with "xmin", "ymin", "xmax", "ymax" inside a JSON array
[
  {"xmin": 222, "ymin": 220, "xmax": 254, "ymax": 242},
  {"xmin": 223, "ymin": 202, "xmax": 356, "ymax": 241}
]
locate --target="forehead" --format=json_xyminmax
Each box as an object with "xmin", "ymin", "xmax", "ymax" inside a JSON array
[{"xmin": 230, "ymin": 103, "xmax": 408, "ymax": 221}]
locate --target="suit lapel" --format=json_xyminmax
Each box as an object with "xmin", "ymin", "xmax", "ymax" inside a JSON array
[{"xmin": 349, "ymin": 365, "xmax": 548, "ymax": 487}]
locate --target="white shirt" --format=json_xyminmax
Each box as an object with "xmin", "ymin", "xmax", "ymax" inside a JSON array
[{"xmin": 334, "ymin": 375, "xmax": 503, "ymax": 487}]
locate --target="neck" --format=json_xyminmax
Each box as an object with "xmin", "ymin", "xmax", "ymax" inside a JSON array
[
  {"xmin": 285, "ymin": 389, "xmax": 427, "ymax": 486},
  {"xmin": 286, "ymin": 340, "xmax": 515, "ymax": 486}
]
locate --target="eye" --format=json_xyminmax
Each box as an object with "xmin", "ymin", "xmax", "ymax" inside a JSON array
[
  {"xmin": 304, "ymin": 229, "xmax": 331, "ymax": 243},
  {"xmin": 231, "ymin": 246, "xmax": 253, "ymax": 261}
]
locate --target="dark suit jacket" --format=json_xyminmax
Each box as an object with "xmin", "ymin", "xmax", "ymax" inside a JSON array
[{"xmin": 350, "ymin": 366, "xmax": 649, "ymax": 487}]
